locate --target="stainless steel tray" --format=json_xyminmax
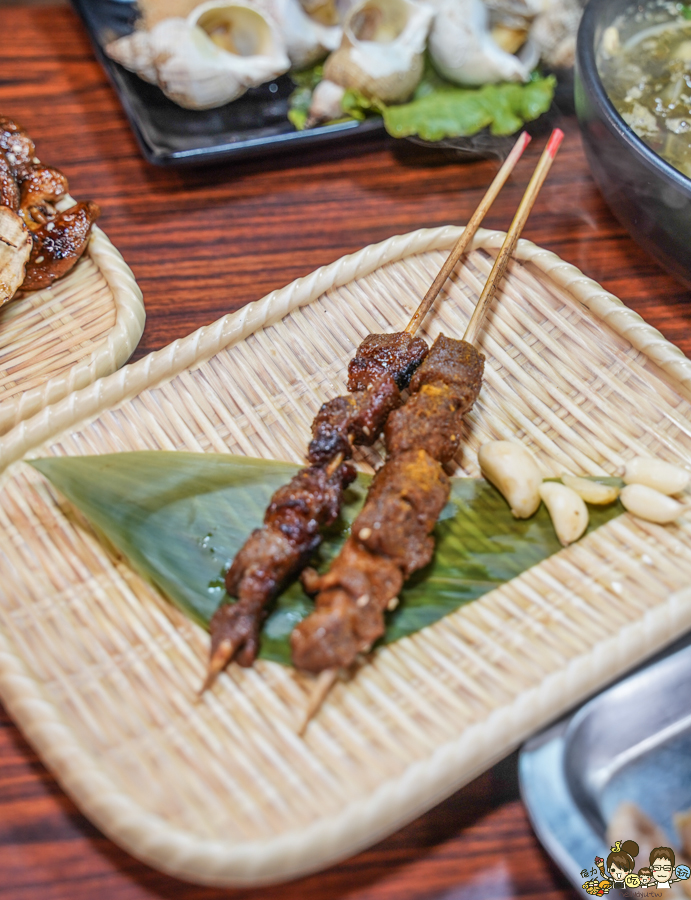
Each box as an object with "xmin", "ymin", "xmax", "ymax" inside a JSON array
[{"xmin": 519, "ymin": 632, "xmax": 691, "ymax": 889}]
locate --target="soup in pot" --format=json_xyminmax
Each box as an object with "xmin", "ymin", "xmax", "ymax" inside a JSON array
[{"xmin": 599, "ymin": 8, "xmax": 691, "ymax": 178}]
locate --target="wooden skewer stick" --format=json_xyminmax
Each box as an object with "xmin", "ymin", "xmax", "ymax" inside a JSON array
[
  {"xmin": 463, "ymin": 127, "xmax": 564, "ymax": 346},
  {"xmin": 297, "ymin": 668, "xmax": 340, "ymax": 736},
  {"xmin": 321, "ymin": 133, "xmax": 530, "ymax": 487},
  {"xmin": 404, "ymin": 130, "xmax": 532, "ymax": 337},
  {"xmin": 298, "ymin": 130, "xmax": 564, "ymax": 735},
  {"xmin": 199, "ymin": 639, "xmax": 234, "ymax": 697},
  {"xmin": 321, "ymin": 139, "xmax": 534, "ymax": 495},
  {"xmin": 298, "ymin": 134, "xmax": 533, "ymax": 733}
]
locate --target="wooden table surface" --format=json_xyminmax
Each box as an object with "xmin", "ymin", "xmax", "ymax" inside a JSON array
[{"xmin": 2, "ymin": 4, "xmax": 691, "ymax": 899}]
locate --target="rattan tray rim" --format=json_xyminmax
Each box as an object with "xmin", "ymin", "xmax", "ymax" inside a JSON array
[{"xmin": 0, "ymin": 222, "xmax": 145, "ymax": 435}]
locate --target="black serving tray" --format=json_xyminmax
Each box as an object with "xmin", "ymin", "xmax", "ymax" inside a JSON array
[{"xmin": 70, "ymin": 0, "xmax": 385, "ymax": 166}]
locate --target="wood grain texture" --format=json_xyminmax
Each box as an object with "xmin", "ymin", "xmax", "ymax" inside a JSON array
[{"xmin": 0, "ymin": 3, "xmax": 690, "ymax": 898}]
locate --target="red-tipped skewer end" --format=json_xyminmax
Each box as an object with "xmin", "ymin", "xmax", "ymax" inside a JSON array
[
  {"xmin": 506, "ymin": 131, "xmax": 532, "ymax": 166},
  {"xmin": 546, "ymin": 127, "xmax": 565, "ymax": 158}
]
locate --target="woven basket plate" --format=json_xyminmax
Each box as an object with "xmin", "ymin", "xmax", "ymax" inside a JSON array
[
  {"xmin": 0, "ymin": 222, "xmax": 144, "ymax": 436},
  {"xmin": 0, "ymin": 227, "xmax": 690, "ymax": 887}
]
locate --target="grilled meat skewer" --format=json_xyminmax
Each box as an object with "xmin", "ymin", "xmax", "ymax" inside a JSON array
[
  {"xmin": 292, "ymin": 130, "xmax": 564, "ymax": 726},
  {"xmin": 307, "ymin": 330, "xmax": 428, "ymax": 466},
  {"xmin": 291, "ymin": 335, "xmax": 485, "ymax": 674},
  {"xmin": 205, "ymin": 131, "xmax": 536, "ymax": 691},
  {"xmin": 204, "ymin": 332, "xmax": 428, "ymax": 687}
]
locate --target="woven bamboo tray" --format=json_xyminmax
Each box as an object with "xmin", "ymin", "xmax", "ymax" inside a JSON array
[
  {"xmin": 0, "ymin": 220, "xmax": 145, "ymax": 436},
  {"xmin": 0, "ymin": 226, "xmax": 690, "ymax": 887}
]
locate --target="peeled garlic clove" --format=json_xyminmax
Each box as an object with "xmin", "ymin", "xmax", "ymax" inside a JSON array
[
  {"xmin": 561, "ymin": 474, "xmax": 619, "ymax": 505},
  {"xmin": 620, "ymin": 484, "xmax": 684, "ymax": 525},
  {"xmin": 0, "ymin": 206, "xmax": 32, "ymax": 306},
  {"xmin": 478, "ymin": 440, "xmax": 542, "ymax": 518},
  {"xmin": 427, "ymin": 0, "xmax": 530, "ymax": 86},
  {"xmin": 105, "ymin": 29, "xmax": 159, "ymax": 84},
  {"xmin": 539, "ymin": 482, "xmax": 589, "ymax": 547},
  {"xmin": 323, "ymin": 0, "xmax": 434, "ymax": 103},
  {"xmin": 624, "ymin": 457, "xmax": 690, "ymax": 495}
]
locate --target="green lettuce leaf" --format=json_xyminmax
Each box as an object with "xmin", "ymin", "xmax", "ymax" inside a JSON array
[
  {"xmin": 344, "ymin": 72, "xmax": 557, "ymax": 141},
  {"xmin": 288, "ymin": 64, "xmax": 324, "ymax": 130},
  {"xmin": 30, "ymin": 452, "xmax": 622, "ymax": 666}
]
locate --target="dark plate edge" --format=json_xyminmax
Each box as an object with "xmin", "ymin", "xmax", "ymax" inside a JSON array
[{"xmin": 68, "ymin": 0, "xmax": 386, "ymax": 167}]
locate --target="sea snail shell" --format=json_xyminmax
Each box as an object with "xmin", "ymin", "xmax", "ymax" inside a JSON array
[
  {"xmin": 255, "ymin": 0, "xmax": 342, "ymax": 69},
  {"xmin": 182, "ymin": 2, "xmax": 291, "ymax": 105},
  {"xmin": 427, "ymin": 0, "xmax": 530, "ymax": 86},
  {"xmin": 106, "ymin": 27, "xmax": 160, "ymax": 84},
  {"xmin": 323, "ymin": 0, "xmax": 434, "ymax": 103},
  {"xmin": 106, "ymin": 8, "xmax": 290, "ymax": 110}
]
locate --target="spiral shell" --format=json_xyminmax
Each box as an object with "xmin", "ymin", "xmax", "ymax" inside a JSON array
[
  {"xmin": 427, "ymin": 0, "xmax": 530, "ymax": 85},
  {"xmin": 106, "ymin": 6, "xmax": 290, "ymax": 110},
  {"xmin": 323, "ymin": 0, "xmax": 433, "ymax": 103}
]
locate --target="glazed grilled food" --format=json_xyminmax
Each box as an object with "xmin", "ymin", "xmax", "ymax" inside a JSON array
[
  {"xmin": 0, "ymin": 116, "xmax": 100, "ymax": 305},
  {"xmin": 206, "ymin": 331, "xmax": 429, "ymax": 681},
  {"xmin": 291, "ymin": 335, "xmax": 485, "ymax": 673}
]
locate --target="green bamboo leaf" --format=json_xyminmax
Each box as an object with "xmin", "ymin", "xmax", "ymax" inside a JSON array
[{"xmin": 30, "ymin": 453, "xmax": 623, "ymax": 666}]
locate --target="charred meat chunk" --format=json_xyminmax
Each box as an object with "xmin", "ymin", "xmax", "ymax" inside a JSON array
[
  {"xmin": 351, "ymin": 449, "xmax": 450, "ymax": 575},
  {"xmin": 19, "ymin": 164, "xmax": 69, "ymax": 228},
  {"xmin": 347, "ymin": 331, "xmax": 429, "ymax": 391},
  {"xmin": 385, "ymin": 382, "xmax": 466, "ymax": 463},
  {"xmin": 308, "ymin": 394, "xmax": 355, "ymax": 465},
  {"xmin": 215, "ymin": 462, "xmax": 356, "ymax": 668},
  {"xmin": 291, "ymin": 540, "xmax": 403, "ymax": 672},
  {"xmin": 308, "ymin": 373, "xmax": 400, "ymax": 465},
  {"xmin": 263, "ymin": 463, "xmax": 355, "ymax": 542},
  {"xmin": 22, "ymin": 200, "xmax": 100, "ymax": 291},
  {"xmin": 0, "ymin": 117, "xmax": 36, "ymax": 179},
  {"xmin": 0, "ymin": 150, "xmax": 19, "ymax": 211},
  {"xmin": 409, "ymin": 334, "xmax": 484, "ymax": 411}
]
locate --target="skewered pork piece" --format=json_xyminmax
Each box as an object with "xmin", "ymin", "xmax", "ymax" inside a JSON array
[
  {"xmin": 0, "ymin": 116, "xmax": 100, "ymax": 305},
  {"xmin": 291, "ymin": 335, "xmax": 485, "ymax": 673},
  {"xmin": 204, "ymin": 331, "xmax": 428, "ymax": 685}
]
